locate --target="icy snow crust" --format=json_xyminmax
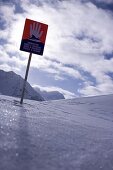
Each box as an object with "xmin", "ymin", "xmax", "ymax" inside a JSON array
[{"xmin": 0, "ymin": 94, "xmax": 113, "ymax": 170}]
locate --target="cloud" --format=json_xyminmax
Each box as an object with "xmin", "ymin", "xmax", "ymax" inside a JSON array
[
  {"xmin": 0, "ymin": 0, "xmax": 113, "ymax": 97},
  {"xmin": 79, "ymin": 80, "xmax": 113, "ymax": 96},
  {"xmin": 95, "ymin": 0, "xmax": 113, "ymax": 4},
  {"xmin": 81, "ymin": 0, "xmax": 113, "ymax": 5}
]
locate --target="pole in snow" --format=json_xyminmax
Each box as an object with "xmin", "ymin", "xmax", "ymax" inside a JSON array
[
  {"xmin": 20, "ymin": 53, "xmax": 32, "ymax": 104},
  {"xmin": 19, "ymin": 19, "xmax": 48, "ymax": 104}
]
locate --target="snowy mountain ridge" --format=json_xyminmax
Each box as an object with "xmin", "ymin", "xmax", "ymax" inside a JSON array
[
  {"xmin": 34, "ymin": 86, "xmax": 65, "ymax": 100},
  {"xmin": 0, "ymin": 70, "xmax": 65, "ymax": 101},
  {"xmin": 0, "ymin": 94, "xmax": 113, "ymax": 170},
  {"xmin": 0, "ymin": 70, "xmax": 44, "ymax": 101}
]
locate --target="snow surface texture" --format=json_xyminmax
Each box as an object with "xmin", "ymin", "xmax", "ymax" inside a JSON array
[{"xmin": 0, "ymin": 94, "xmax": 113, "ymax": 170}]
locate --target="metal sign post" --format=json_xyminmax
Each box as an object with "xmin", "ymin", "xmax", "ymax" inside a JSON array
[
  {"xmin": 20, "ymin": 18, "xmax": 48, "ymax": 104},
  {"xmin": 20, "ymin": 53, "xmax": 32, "ymax": 104}
]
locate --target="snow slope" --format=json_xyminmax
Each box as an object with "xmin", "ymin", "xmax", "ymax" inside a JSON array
[{"xmin": 0, "ymin": 94, "xmax": 113, "ymax": 170}]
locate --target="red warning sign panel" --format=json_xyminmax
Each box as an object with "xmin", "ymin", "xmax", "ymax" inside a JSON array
[{"xmin": 20, "ymin": 18, "xmax": 48, "ymax": 55}]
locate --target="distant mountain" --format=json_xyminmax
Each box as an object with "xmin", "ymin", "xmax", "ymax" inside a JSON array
[
  {"xmin": 34, "ymin": 87, "xmax": 65, "ymax": 101},
  {"xmin": 0, "ymin": 70, "xmax": 44, "ymax": 101}
]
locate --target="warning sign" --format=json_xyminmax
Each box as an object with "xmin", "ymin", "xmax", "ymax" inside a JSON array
[{"xmin": 20, "ymin": 18, "xmax": 48, "ymax": 55}]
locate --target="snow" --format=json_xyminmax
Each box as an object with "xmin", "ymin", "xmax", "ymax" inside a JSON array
[{"xmin": 0, "ymin": 94, "xmax": 113, "ymax": 170}]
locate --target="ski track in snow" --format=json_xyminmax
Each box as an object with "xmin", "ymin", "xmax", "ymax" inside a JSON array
[{"xmin": 0, "ymin": 94, "xmax": 113, "ymax": 170}]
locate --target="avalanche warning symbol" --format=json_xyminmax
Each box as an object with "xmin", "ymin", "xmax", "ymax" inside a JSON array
[
  {"xmin": 20, "ymin": 18, "xmax": 48, "ymax": 104},
  {"xmin": 20, "ymin": 18, "xmax": 48, "ymax": 55}
]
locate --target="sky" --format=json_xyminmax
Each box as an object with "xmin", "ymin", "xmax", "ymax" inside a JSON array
[{"xmin": 0, "ymin": 0, "xmax": 113, "ymax": 99}]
